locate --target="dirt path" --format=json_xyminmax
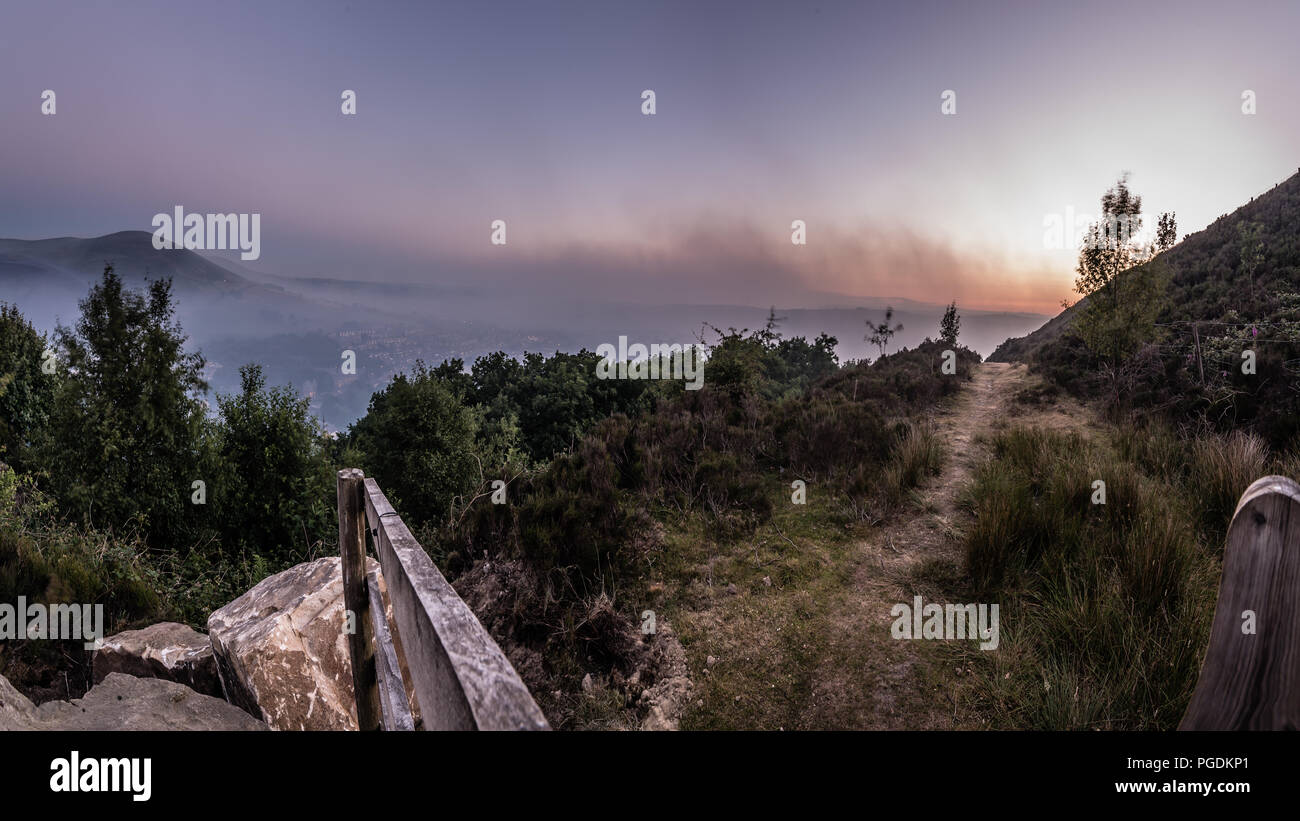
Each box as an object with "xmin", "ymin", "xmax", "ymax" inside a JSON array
[
  {"xmin": 674, "ymin": 360, "xmax": 1093, "ymax": 730},
  {"xmin": 805, "ymin": 360, "xmax": 1090, "ymax": 729}
]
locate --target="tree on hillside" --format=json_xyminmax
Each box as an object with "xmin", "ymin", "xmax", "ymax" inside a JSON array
[
  {"xmin": 1073, "ymin": 175, "xmax": 1175, "ymax": 373},
  {"xmin": 866, "ymin": 306, "xmax": 904, "ymax": 358},
  {"xmin": 0, "ymin": 303, "xmax": 55, "ymax": 472},
  {"xmin": 939, "ymin": 302, "xmax": 961, "ymax": 346},
  {"xmin": 1238, "ymin": 221, "xmax": 1265, "ymax": 309},
  {"xmin": 1157, "ymin": 212, "xmax": 1177, "ymax": 252},
  {"xmin": 43, "ymin": 266, "xmax": 208, "ymax": 547}
]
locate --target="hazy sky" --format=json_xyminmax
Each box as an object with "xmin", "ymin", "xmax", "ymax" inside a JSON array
[{"xmin": 2, "ymin": 0, "xmax": 1297, "ymax": 314}]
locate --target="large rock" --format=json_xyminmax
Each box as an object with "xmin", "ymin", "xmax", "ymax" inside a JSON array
[
  {"xmin": 209, "ymin": 556, "xmax": 411, "ymax": 731},
  {"xmin": 0, "ymin": 671, "xmax": 38, "ymax": 730},
  {"xmin": 92, "ymin": 621, "xmax": 223, "ymax": 697},
  {"xmin": 1, "ymin": 671, "xmax": 266, "ymax": 730}
]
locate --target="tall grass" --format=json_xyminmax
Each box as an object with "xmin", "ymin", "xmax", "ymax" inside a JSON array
[
  {"xmin": 880, "ymin": 420, "xmax": 946, "ymax": 509},
  {"xmin": 951, "ymin": 425, "xmax": 1247, "ymax": 729}
]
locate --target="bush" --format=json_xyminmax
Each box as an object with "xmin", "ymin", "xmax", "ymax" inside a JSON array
[{"xmin": 0, "ymin": 466, "xmax": 162, "ymax": 697}]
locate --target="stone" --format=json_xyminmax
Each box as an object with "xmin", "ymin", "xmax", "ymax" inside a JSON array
[
  {"xmin": 208, "ymin": 556, "xmax": 367, "ymax": 730},
  {"xmin": 0, "ymin": 671, "xmax": 37, "ymax": 730},
  {"xmin": 207, "ymin": 556, "xmax": 419, "ymax": 731},
  {"xmin": 92, "ymin": 621, "xmax": 222, "ymax": 697},
  {"xmin": 639, "ymin": 624, "xmax": 692, "ymax": 732},
  {"xmin": 1, "ymin": 671, "xmax": 265, "ymax": 731}
]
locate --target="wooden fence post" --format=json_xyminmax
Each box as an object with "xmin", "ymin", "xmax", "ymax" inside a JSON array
[
  {"xmin": 1181, "ymin": 475, "xmax": 1300, "ymax": 730},
  {"xmin": 338, "ymin": 468, "xmax": 382, "ymax": 731}
]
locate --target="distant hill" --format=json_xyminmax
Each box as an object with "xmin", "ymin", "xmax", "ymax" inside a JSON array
[{"xmin": 0, "ymin": 231, "xmax": 389, "ymax": 341}]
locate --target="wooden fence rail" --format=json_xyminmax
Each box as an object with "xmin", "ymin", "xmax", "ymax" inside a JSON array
[
  {"xmin": 337, "ymin": 469, "xmax": 550, "ymax": 731},
  {"xmin": 1181, "ymin": 475, "xmax": 1300, "ymax": 730}
]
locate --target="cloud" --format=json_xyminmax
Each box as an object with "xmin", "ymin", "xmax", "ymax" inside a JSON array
[{"xmin": 433, "ymin": 215, "xmax": 1067, "ymax": 313}]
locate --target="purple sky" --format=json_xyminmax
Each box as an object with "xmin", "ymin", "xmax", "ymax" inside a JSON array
[{"xmin": 2, "ymin": 0, "xmax": 1298, "ymax": 313}]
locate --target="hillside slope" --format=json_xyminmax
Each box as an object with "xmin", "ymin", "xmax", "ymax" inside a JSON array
[
  {"xmin": 987, "ymin": 169, "xmax": 1300, "ymax": 444},
  {"xmin": 990, "ymin": 169, "xmax": 1300, "ymax": 364}
]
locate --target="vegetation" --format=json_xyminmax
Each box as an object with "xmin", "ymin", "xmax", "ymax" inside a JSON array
[
  {"xmin": 991, "ymin": 170, "xmax": 1300, "ymax": 447},
  {"xmin": 865, "ymin": 306, "xmax": 904, "ymax": 358},
  {"xmin": 940, "ymin": 302, "xmax": 960, "ymax": 346},
  {"xmin": 0, "ymin": 260, "xmax": 981, "ymax": 719},
  {"xmin": 957, "ymin": 170, "xmax": 1300, "ymax": 730},
  {"xmin": 1071, "ymin": 175, "xmax": 1175, "ymax": 378},
  {"xmin": 0, "ymin": 304, "xmax": 53, "ymax": 474},
  {"xmin": 935, "ymin": 420, "xmax": 1294, "ymax": 729}
]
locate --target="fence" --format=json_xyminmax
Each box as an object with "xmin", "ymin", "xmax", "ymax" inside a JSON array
[
  {"xmin": 336, "ymin": 468, "xmax": 550, "ymax": 731},
  {"xmin": 1181, "ymin": 475, "xmax": 1300, "ymax": 730}
]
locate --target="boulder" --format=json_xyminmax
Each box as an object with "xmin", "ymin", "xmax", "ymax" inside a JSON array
[
  {"xmin": 208, "ymin": 556, "xmax": 420, "ymax": 731},
  {"xmin": 92, "ymin": 621, "xmax": 223, "ymax": 697},
  {"xmin": 0, "ymin": 671, "xmax": 266, "ymax": 731},
  {"xmin": 0, "ymin": 671, "xmax": 38, "ymax": 730}
]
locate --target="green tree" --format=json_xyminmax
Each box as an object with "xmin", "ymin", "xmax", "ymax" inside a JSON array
[
  {"xmin": 939, "ymin": 301, "xmax": 961, "ymax": 346},
  {"xmin": 0, "ymin": 303, "xmax": 55, "ymax": 471},
  {"xmin": 1156, "ymin": 212, "xmax": 1178, "ymax": 252},
  {"xmin": 214, "ymin": 363, "xmax": 334, "ymax": 564},
  {"xmin": 351, "ymin": 361, "xmax": 480, "ymax": 525},
  {"xmin": 42, "ymin": 267, "xmax": 208, "ymax": 547},
  {"xmin": 1073, "ymin": 176, "xmax": 1173, "ymax": 369}
]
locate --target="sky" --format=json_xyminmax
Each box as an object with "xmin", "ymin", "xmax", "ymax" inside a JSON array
[{"xmin": 1, "ymin": 0, "xmax": 1298, "ymax": 314}]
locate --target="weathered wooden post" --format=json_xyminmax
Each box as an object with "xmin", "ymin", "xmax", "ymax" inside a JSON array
[
  {"xmin": 1181, "ymin": 475, "xmax": 1300, "ymax": 730},
  {"xmin": 338, "ymin": 468, "xmax": 382, "ymax": 731}
]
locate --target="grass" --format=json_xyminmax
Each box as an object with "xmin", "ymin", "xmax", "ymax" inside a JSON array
[
  {"xmin": 880, "ymin": 420, "xmax": 947, "ymax": 511},
  {"xmin": 640, "ymin": 418, "xmax": 956, "ymax": 730},
  {"xmin": 932, "ymin": 421, "xmax": 1285, "ymax": 729},
  {"xmin": 658, "ymin": 484, "xmax": 866, "ymax": 730}
]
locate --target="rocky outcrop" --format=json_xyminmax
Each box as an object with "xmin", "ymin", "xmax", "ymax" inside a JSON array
[
  {"xmin": 208, "ymin": 556, "xmax": 398, "ymax": 731},
  {"xmin": 92, "ymin": 621, "xmax": 223, "ymax": 697},
  {"xmin": 0, "ymin": 671, "xmax": 266, "ymax": 730}
]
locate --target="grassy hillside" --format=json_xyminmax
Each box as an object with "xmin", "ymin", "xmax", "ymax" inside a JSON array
[{"xmin": 990, "ymin": 169, "xmax": 1300, "ymax": 444}]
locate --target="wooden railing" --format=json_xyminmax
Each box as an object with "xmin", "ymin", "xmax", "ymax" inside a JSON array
[
  {"xmin": 336, "ymin": 469, "xmax": 550, "ymax": 731},
  {"xmin": 1181, "ymin": 475, "xmax": 1300, "ymax": 730}
]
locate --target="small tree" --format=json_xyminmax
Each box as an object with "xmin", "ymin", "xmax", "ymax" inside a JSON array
[
  {"xmin": 1073, "ymin": 175, "xmax": 1173, "ymax": 369},
  {"xmin": 939, "ymin": 302, "xmax": 961, "ymax": 346},
  {"xmin": 866, "ymin": 306, "xmax": 903, "ymax": 358},
  {"xmin": 1156, "ymin": 212, "xmax": 1177, "ymax": 252},
  {"xmin": 1238, "ymin": 221, "xmax": 1265, "ymax": 309}
]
